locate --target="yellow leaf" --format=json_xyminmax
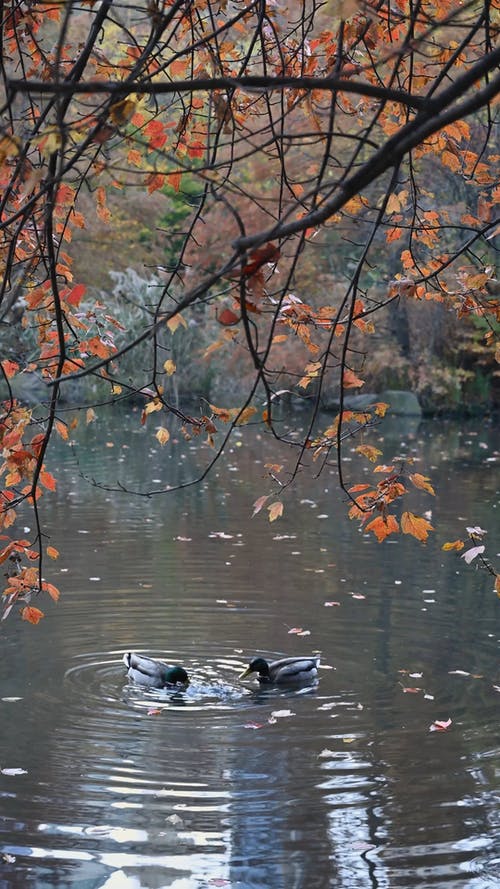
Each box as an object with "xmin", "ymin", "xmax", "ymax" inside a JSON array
[
  {"xmin": 155, "ymin": 426, "xmax": 170, "ymax": 446},
  {"xmin": 110, "ymin": 97, "xmax": 137, "ymax": 126},
  {"xmin": 268, "ymin": 501, "xmax": 284, "ymax": 522},
  {"xmin": 111, "ymin": 383, "xmax": 122, "ymax": 395},
  {"xmin": 401, "ymin": 511, "xmax": 434, "ymax": 542},
  {"xmin": 167, "ymin": 313, "xmax": 187, "ymax": 333},
  {"xmin": 46, "ymin": 546, "xmax": 59, "ymax": 560},
  {"xmin": 409, "ymin": 473, "xmax": 435, "ymax": 496},
  {"xmin": 0, "ymin": 132, "xmax": 21, "ymax": 164},
  {"xmin": 442, "ymin": 540, "xmax": 465, "ymax": 551},
  {"xmin": 163, "ymin": 359, "xmax": 176, "ymax": 375},
  {"xmin": 386, "ymin": 193, "xmax": 401, "ymax": 214},
  {"xmin": 374, "ymin": 402, "xmax": 389, "ymax": 417},
  {"xmin": 356, "ymin": 444, "xmax": 382, "ymax": 462},
  {"xmin": 86, "ymin": 407, "xmax": 96, "ymax": 424},
  {"xmin": 144, "ymin": 399, "xmax": 163, "ymax": 414}
]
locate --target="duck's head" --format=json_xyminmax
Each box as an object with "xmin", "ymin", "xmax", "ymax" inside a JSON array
[
  {"xmin": 165, "ymin": 665, "xmax": 189, "ymax": 687},
  {"xmin": 239, "ymin": 657, "xmax": 270, "ymax": 680}
]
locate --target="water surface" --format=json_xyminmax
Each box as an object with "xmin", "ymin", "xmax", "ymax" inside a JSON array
[{"xmin": 1, "ymin": 412, "xmax": 499, "ymax": 888}]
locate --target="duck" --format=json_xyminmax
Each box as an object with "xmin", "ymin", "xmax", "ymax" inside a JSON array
[
  {"xmin": 239, "ymin": 655, "xmax": 320, "ymax": 685},
  {"xmin": 123, "ymin": 652, "xmax": 189, "ymax": 689}
]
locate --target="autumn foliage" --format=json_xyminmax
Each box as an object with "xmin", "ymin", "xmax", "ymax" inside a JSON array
[{"xmin": 0, "ymin": 0, "xmax": 498, "ymax": 619}]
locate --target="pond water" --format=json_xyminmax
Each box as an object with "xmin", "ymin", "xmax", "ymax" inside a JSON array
[{"xmin": 1, "ymin": 409, "xmax": 500, "ymax": 889}]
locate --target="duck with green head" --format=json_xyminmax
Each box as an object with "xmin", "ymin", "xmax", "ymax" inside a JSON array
[
  {"xmin": 123, "ymin": 652, "xmax": 189, "ymax": 689},
  {"xmin": 239, "ymin": 655, "xmax": 320, "ymax": 685}
]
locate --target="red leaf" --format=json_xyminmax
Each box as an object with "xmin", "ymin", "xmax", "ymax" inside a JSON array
[{"xmin": 217, "ymin": 308, "xmax": 240, "ymax": 326}]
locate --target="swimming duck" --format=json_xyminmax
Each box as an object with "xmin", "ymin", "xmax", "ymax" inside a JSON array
[
  {"xmin": 239, "ymin": 655, "xmax": 320, "ymax": 685},
  {"xmin": 123, "ymin": 652, "xmax": 189, "ymax": 689}
]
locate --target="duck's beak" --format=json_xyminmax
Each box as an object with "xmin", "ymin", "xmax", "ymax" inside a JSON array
[{"xmin": 238, "ymin": 666, "xmax": 252, "ymax": 680}]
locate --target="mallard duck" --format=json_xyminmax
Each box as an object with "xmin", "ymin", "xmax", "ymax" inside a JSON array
[
  {"xmin": 123, "ymin": 652, "xmax": 189, "ymax": 689},
  {"xmin": 239, "ymin": 655, "xmax": 320, "ymax": 685}
]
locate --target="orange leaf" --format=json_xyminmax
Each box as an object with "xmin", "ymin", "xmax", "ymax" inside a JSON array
[
  {"xmin": 46, "ymin": 546, "xmax": 59, "ymax": 560},
  {"xmin": 1, "ymin": 359, "xmax": 19, "ymax": 379},
  {"xmin": 442, "ymin": 540, "xmax": 464, "ymax": 551},
  {"xmin": 401, "ymin": 511, "xmax": 434, "ymax": 542},
  {"xmin": 54, "ymin": 420, "xmax": 69, "ymax": 441},
  {"xmin": 343, "ymin": 368, "xmax": 364, "ymax": 389},
  {"xmin": 495, "ymin": 575, "xmax": 500, "ymax": 597},
  {"xmin": 267, "ymin": 501, "xmax": 284, "ymax": 522},
  {"xmin": 365, "ymin": 514, "xmax": 399, "ymax": 542},
  {"xmin": 21, "ymin": 606, "xmax": 44, "ymax": 624},
  {"xmin": 167, "ymin": 171, "xmax": 182, "ymax": 192},
  {"xmin": 39, "ymin": 470, "xmax": 57, "ymax": 491},
  {"xmin": 409, "ymin": 473, "xmax": 435, "ymax": 495},
  {"xmin": 42, "ymin": 581, "xmax": 60, "ymax": 601}
]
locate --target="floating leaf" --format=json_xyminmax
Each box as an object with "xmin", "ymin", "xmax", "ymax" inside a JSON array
[
  {"xmin": 442, "ymin": 540, "xmax": 464, "ymax": 551},
  {"xmin": 429, "ymin": 718, "xmax": 452, "ymax": 732}
]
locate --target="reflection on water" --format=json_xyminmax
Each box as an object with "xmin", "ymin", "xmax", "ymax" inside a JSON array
[{"xmin": 1, "ymin": 413, "xmax": 500, "ymax": 888}]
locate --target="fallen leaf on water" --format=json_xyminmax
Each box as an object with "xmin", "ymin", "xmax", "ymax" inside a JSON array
[
  {"xmin": 324, "ymin": 601, "xmax": 341, "ymax": 607},
  {"xmin": 147, "ymin": 708, "xmax": 162, "ymax": 716},
  {"xmin": 402, "ymin": 687, "xmax": 422, "ymax": 694},
  {"xmin": 244, "ymin": 722, "xmax": 264, "ymax": 730},
  {"xmin": 429, "ymin": 718, "xmax": 452, "ymax": 732},
  {"xmin": 351, "ymin": 593, "xmax": 366, "ymax": 600}
]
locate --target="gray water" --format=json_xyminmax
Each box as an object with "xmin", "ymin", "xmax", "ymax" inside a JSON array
[{"xmin": 1, "ymin": 410, "xmax": 500, "ymax": 888}]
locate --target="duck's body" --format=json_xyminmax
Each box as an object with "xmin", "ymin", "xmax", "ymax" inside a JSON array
[
  {"xmin": 239, "ymin": 655, "xmax": 320, "ymax": 685},
  {"xmin": 123, "ymin": 652, "xmax": 189, "ymax": 689}
]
